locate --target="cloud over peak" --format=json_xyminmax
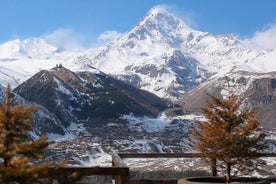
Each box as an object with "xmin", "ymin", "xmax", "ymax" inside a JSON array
[
  {"xmin": 242, "ymin": 24, "xmax": 276, "ymax": 50},
  {"xmin": 44, "ymin": 28, "xmax": 85, "ymax": 51},
  {"xmin": 98, "ymin": 30, "xmax": 123, "ymax": 42}
]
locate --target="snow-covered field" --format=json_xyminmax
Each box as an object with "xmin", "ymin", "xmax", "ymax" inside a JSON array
[{"xmin": 44, "ymin": 114, "xmax": 276, "ymax": 180}]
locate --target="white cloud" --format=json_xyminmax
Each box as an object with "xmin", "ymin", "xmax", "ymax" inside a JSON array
[
  {"xmin": 44, "ymin": 28, "xmax": 85, "ymax": 51},
  {"xmin": 241, "ymin": 24, "xmax": 276, "ymax": 50},
  {"xmin": 98, "ymin": 30, "xmax": 123, "ymax": 41}
]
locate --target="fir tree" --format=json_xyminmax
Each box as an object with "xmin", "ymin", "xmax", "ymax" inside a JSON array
[
  {"xmin": 191, "ymin": 78, "xmax": 269, "ymax": 182},
  {"xmin": 0, "ymin": 84, "xmax": 53, "ymax": 183}
]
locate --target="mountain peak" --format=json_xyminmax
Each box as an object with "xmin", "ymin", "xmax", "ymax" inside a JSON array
[
  {"xmin": 125, "ymin": 5, "xmax": 193, "ymax": 46},
  {"xmin": 142, "ymin": 6, "xmax": 192, "ymax": 31},
  {"xmin": 146, "ymin": 5, "xmax": 169, "ymax": 17},
  {"xmin": 0, "ymin": 38, "xmax": 58, "ymax": 59}
]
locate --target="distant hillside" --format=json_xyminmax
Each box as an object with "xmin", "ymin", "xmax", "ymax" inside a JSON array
[
  {"xmin": 178, "ymin": 71, "xmax": 276, "ymax": 130},
  {"xmin": 14, "ymin": 66, "xmax": 169, "ymax": 129},
  {"xmin": 0, "ymin": 84, "xmax": 66, "ymax": 136}
]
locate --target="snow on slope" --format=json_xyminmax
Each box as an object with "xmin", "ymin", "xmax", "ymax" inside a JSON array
[
  {"xmin": 237, "ymin": 49, "xmax": 276, "ymax": 73},
  {"xmin": 0, "ymin": 64, "xmax": 25, "ymax": 87}
]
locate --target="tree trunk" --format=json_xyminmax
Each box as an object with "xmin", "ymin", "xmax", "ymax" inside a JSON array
[
  {"xmin": 226, "ymin": 163, "xmax": 231, "ymax": 183},
  {"xmin": 211, "ymin": 158, "xmax": 217, "ymax": 176}
]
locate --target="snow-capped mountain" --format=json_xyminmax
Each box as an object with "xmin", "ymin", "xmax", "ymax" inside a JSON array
[
  {"xmin": 0, "ymin": 6, "xmax": 275, "ymax": 100},
  {"xmin": 0, "ymin": 38, "xmax": 59, "ymax": 59},
  {"xmin": 70, "ymin": 7, "xmax": 271, "ymax": 99}
]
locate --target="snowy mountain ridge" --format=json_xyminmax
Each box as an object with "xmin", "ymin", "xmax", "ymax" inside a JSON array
[
  {"xmin": 0, "ymin": 6, "xmax": 275, "ymax": 99},
  {"xmin": 0, "ymin": 38, "xmax": 58, "ymax": 59}
]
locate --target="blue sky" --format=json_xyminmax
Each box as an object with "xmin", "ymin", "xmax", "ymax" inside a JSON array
[{"xmin": 0, "ymin": 0, "xmax": 276, "ymax": 49}]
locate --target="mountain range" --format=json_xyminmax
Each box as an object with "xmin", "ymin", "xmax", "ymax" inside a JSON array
[
  {"xmin": 1, "ymin": 7, "xmax": 276, "ymax": 99},
  {"xmin": 0, "ymin": 6, "xmax": 275, "ymax": 154}
]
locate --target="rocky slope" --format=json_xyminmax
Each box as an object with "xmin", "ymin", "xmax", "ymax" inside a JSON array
[
  {"xmin": 14, "ymin": 65, "xmax": 169, "ymax": 130},
  {"xmin": 0, "ymin": 84, "xmax": 66, "ymax": 136},
  {"xmin": 178, "ymin": 71, "xmax": 276, "ymax": 129}
]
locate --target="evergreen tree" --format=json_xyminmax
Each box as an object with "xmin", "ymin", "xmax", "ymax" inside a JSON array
[
  {"xmin": 191, "ymin": 79, "xmax": 269, "ymax": 182},
  {"xmin": 0, "ymin": 84, "xmax": 53, "ymax": 183}
]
